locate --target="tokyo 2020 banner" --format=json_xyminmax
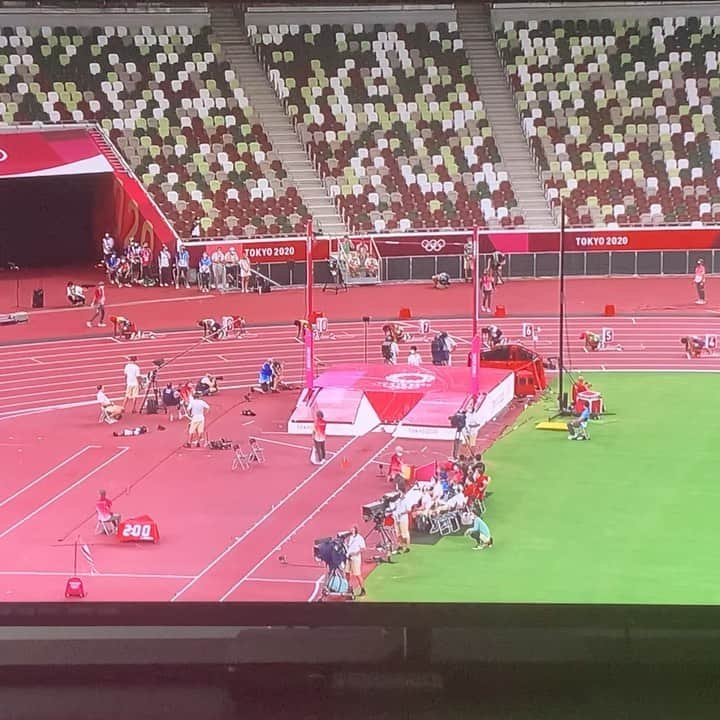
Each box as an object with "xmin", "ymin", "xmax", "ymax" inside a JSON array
[{"xmin": 369, "ymin": 227, "xmax": 720, "ymax": 255}]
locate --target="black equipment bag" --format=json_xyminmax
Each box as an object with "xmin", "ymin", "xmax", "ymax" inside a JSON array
[
  {"xmin": 32, "ymin": 289, "xmax": 44, "ymax": 308},
  {"xmin": 145, "ymin": 397, "xmax": 159, "ymax": 414}
]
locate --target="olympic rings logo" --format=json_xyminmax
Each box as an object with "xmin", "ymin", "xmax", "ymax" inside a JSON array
[
  {"xmin": 421, "ymin": 238, "xmax": 446, "ymax": 253},
  {"xmin": 383, "ymin": 372, "xmax": 436, "ymax": 390},
  {"xmin": 0, "ymin": 148, "xmax": 7, "ymax": 163}
]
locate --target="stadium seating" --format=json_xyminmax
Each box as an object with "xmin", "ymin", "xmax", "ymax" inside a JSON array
[
  {"xmin": 496, "ymin": 16, "xmax": 720, "ymax": 226},
  {"xmin": 248, "ymin": 22, "xmax": 524, "ymax": 231},
  {"xmin": 0, "ymin": 24, "xmax": 309, "ymax": 236}
]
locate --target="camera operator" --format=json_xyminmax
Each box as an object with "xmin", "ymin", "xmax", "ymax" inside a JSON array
[
  {"xmin": 344, "ymin": 526, "xmax": 367, "ymax": 597},
  {"xmin": 391, "ymin": 495, "xmax": 412, "ymax": 554},
  {"xmin": 196, "ymin": 372, "xmax": 220, "ymax": 396},
  {"xmin": 381, "ymin": 334, "xmax": 399, "ymax": 365},
  {"xmin": 431, "ymin": 332, "xmax": 450, "ymax": 365}
]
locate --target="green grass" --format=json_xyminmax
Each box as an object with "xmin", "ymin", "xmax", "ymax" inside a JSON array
[{"xmin": 366, "ymin": 373, "xmax": 720, "ymax": 604}]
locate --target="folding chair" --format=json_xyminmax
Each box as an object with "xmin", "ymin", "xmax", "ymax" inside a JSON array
[
  {"xmin": 95, "ymin": 510, "xmax": 116, "ymax": 536},
  {"xmin": 247, "ymin": 438, "xmax": 265, "ymax": 464},
  {"xmin": 99, "ymin": 406, "xmax": 118, "ymax": 424},
  {"xmin": 576, "ymin": 420, "xmax": 590, "ymax": 440},
  {"xmin": 232, "ymin": 445, "xmax": 250, "ymax": 471}
]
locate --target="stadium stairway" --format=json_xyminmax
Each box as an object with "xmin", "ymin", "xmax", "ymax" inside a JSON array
[
  {"xmin": 209, "ymin": 3, "xmax": 347, "ymax": 237},
  {"xmin": 456, "ymin": 1, "xmax": 554, "ymax": 228},
  {"xmin": 88, "ymin": 126, "xmax": 130, "ymax": 176}
]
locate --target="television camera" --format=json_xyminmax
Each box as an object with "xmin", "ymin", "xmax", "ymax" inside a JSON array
[
  {"xmin": 361, "ymin": 491, "xmax": 402, "ymax": 561},
  {"xmin": 362, "ymin": 490, "xmax": 401, "ymax": 524},
  {"xmin": 449, "ymin": 410, "xmax": 467, "ymax": 431}
]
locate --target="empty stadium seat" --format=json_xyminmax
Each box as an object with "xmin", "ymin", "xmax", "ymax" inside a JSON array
[
  {"xmin": 249, "ymin": 22, "xmax": 524, "ymax": 231},
  {"xmin": 496, "ymin": 15, "xmax": 720, "ymax": 226},
  {"xmin": 0, "ymin": 23, "xmax": 303, "ymax": 237}
]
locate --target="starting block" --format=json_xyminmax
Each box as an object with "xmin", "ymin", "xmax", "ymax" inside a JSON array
[{"xmin": 536, "ymin": 421, "xmax": 569, "ymax": 431}]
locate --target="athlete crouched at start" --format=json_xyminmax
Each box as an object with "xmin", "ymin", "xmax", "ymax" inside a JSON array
[
  {"xmin": 199, "ymin": 318, "xmax": 222, "ymax": 339},
  {"xmin": 432, "ymin": 272, "xmax": 450, "ymax": 289},
  {"xmin": 111, "ymin": 315, "xmax": 137, "ymax": 340},
  {"xmin": 681, "ymin": 336, "xmax": 705, "ymax": 358},
  {"xmin": 482, "ymin": 324, "xmax": 504, "ymax": 349},
  {"xmin": 580, "ymin": 331, "xmax": 601, "ymax": 352}
]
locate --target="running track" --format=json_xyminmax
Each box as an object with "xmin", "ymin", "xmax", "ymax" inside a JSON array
[{"xmin": 0, "ymin": 314, "xmax": 717, "ymax": 602}]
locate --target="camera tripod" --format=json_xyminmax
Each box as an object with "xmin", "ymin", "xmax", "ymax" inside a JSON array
[
  {"xmin": 365, "ymin": 516, "xmax": 397, "ymax": 562},
  {"xmin": 322, "ymin": 264, "xmax": 348, "ymax": 294},
  {"xmin": 140, "ymin": 368, "xmax": 161, "ymax": 414},
  {"xmin": 451, "ymin": 428, "xmax": 465, "ymax": 460}
]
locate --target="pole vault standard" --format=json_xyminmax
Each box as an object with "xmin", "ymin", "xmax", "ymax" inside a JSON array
[
  {"xmin": 304, "ymin": 219, "xmax": 315, "ymax": 392},
  {"xmin": 470, "ymin": 225, "xmax": 481, "ymax": 400},
  {"xmin": 557, "ymin": 200, "xmax": 567, "ymax": 413}
]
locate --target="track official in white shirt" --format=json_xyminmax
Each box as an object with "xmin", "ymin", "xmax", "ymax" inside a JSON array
[{"xmin": 345, "ymin": 526, "xmax": 367, "ymax": 597}]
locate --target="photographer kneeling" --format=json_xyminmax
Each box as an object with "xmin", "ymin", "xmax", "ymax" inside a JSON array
[
  {"xmin": 432, "ymin": 272, "xmax": 450, "ymax": 289},
  {"xmin": 196, "ymin": 372, "xmax": 220, "ymax": 396}
]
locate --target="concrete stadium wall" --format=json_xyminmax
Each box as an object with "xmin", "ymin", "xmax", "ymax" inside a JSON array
[
  {"xmin": 0, "ymin": 7, "xmax": 209, "ymax": 28},
  {"xmin": 491, "ymin": 2, "xmax": 720, "ymax": 26},
  {"xmin": 245, "ymin": 4, "xmax": 456, "ymax": 27}
]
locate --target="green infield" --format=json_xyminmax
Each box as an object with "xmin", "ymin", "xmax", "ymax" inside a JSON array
[{"xmin": 365, "ymin": 373, "xmax": 720, "ymax": 604}]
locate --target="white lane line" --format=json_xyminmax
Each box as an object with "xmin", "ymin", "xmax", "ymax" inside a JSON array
[
  {"xmin": 0, "ymin": 570, "xmax": 195, "ymax": 580},
  {"xmin": 218, "ymin": 435, "xmax": 395, "ymax": 602},
  {"xmin": 169, "ymin": 433, "xmax": 366, "ymax": 602},
  {"xmin": 0, "ymin": 445, "xmax": 101, "ymax": 508},
  {"xmin": 245, "ymin": 577, "xmax": 319, "ymax": 585},
  {"xmin": 257, "ymin": 437, "xmax": 312, "ymax": 452},
  {"xmin": 22, "ymin": 293, "xmax": 209, "ymax": 317},
  {"xmin": 0, "ymin": 381, "xmax": 270, "ymax": 420},
  {"xmin": 0, "ymin": 447, "xmax": 130, "ymax": 541},
  {"xmin": 308, "ymin": 574, "xmax": 325, "ymax": 602}
]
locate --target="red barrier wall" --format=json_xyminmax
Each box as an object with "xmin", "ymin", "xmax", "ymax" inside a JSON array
[{"xmin": 112, "ymin": 172, "xmax": 177, "ymax": 254}]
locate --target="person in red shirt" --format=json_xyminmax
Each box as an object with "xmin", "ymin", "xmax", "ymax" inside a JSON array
[
  {"xmin": 387, "ymin": 446, "xmax": 404, "ymax": 484},
  {"xmin": 86, "ymin": 281, "xmax": 107, "ymax": 328},
  {"xmin": 96, "ymin": 489, "xmax": 121, "ymax": 534},
  {"xmin": 312, "ymin": 409, "xmax": 327, "ymax": 465},
  {"xmin": 572, "ymin": 375, "xmax": 591, "ymax": 413}
]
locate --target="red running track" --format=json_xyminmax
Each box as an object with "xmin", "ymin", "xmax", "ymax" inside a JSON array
[
  {"xmin": 1, "ymin": 269, "xmax": 718, "ymax": 343},
  {"xmin": 1, "ymin": 274, "xmax": 719, "ymax": 601}
]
